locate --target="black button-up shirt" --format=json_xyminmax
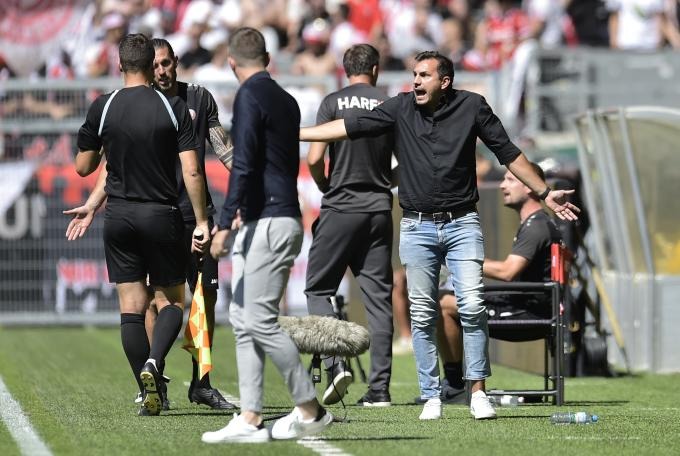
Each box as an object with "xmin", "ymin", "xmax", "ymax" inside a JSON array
[
  {"xmin": 219, "ymin": 71, "xmax": 302, "ymax": 228},
  {"xmin": 345, "ymin": 89, "xmax": 521, "ymax": 213}
]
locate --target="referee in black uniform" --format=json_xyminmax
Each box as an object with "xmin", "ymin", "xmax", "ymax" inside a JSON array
[
  {"xmin": 305, "ymin": 44, "xmax": 395, "ymax": 407},
  {"xmin": 65, "ymin": 39, "xmax": 235, "ymax": 410},
  {"xmin": 74, "ymin": 33, "xmax": 210, "ymax": 416}
]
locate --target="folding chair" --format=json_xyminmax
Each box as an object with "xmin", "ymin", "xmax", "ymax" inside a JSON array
[{"xmin": 483, "ymin": 242, "xmax": 571, "ymax": 406}]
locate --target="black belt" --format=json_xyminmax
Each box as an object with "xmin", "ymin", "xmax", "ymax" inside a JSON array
[{"xmin": 402, "ymin": 206, "xmax": 476, "ymax": 223}]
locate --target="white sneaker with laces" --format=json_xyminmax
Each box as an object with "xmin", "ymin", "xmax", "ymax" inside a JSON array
[
  {"xmin": 470, "ymin": 390, "xmax": 497, "ymax": 420},
  {"xmin": 201, "ymin": 413, "xmax": 270, "ymax": 443},
  {"xmin": 419, "ymin": 397, "xmax": 442, "ymax": 420},
  {"xmin": 270, "ymin": 406, "xmax": 333, "ymax": 440}
]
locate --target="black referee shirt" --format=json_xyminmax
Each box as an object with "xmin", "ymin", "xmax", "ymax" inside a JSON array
[
  {"xmin": 317, "ymin": 83, "xmax": 394, "ymax": 213},
  {"xmin": 77, "ymin": 85, "xmax": 198, "ymax": 205},
  {"xmin": 174, "ymin": 81, "xmax": 220, "ymax": 221},
  {"xmin": 345, "ymin": 89, "xmax": 521, "ymax": 213}
]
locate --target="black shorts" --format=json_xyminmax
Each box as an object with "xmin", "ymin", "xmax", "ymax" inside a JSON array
[
  {"xmin": 183, "ymin": 217, "xmax": 219, "ymax": 293},
  {"xmin": 104, "ymin": 200, "xmax": 186, "ymax": 287}
]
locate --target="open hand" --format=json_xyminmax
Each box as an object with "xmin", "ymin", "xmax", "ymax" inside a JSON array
[
  {"xmin": 63, "ymin": 205, "xmax": 96, "ymax": 241},
  {"xmin": 545, "ymin": 189, "xmax": 580, "ymax": 221}
]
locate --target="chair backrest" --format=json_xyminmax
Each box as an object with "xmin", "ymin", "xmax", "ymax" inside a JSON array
[
  {"xmin": 550, "ymin": 242, "xmax": 572, "ymax": 286},
  {"xmin": 550, "ymin": 242, "xmax": 573, "ymax": 316}
]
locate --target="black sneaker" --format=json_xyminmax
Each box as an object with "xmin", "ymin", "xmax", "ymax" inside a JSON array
[
  {"xmin": 190, "ymin": 386, "xmax": 237, "ymax": 410},
  {"xmin": 357, "ymin": 388, "xmax": 391, "ymax": 407},
  {"xmin": 139, "ymin": 362, "xmax": 163, "ymax": 416},
  {"xmin": 322, "ymin": 361, "xmax": 353, "ymax": 405}
]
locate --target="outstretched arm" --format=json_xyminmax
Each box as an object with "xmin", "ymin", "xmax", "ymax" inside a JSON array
[
  {"xmin": 63, "ymin": 162, "xmax": 108, "ymax": 240},
  {"xmin": 300, "ymin": 119, "xmax": 348, "ymax": 142},
  {"xmin": 506, "ymin": 153, "xmax": 580, "ymax": 221}
]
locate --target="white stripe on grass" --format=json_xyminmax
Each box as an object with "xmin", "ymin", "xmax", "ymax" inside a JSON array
[
  {"xmin": 0, "ymin": 375, "xmax": 52, "ymax": 456},
  {"xmin": 298, "ymin": 436, "xmax": 353, "ymax": 455}
]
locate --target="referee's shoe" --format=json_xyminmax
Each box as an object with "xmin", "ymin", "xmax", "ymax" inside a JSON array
[{"xmin": 140, "ymin": 361, "xmax": 164, "ymax": 416}]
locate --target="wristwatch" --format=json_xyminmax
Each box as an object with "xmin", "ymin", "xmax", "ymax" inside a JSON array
[{"xmin": 538, "ymin": 187, "xmax": 552, "ymax": 200}]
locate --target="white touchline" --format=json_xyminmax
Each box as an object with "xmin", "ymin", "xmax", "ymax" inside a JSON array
[
  {"xmin": 0, "ymin": 375, "xmax": 53, "ymax": 456},
  {"xmin": 298, "ymin": 436, "xmax": 353, "ymax": 456}
]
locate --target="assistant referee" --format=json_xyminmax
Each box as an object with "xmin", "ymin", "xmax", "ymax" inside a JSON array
[{"xmin": 74, "ymin": 33, "xmax": 209, "ymax": 416}]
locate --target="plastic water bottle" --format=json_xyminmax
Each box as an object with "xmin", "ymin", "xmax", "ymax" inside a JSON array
[
  {"xmin": 550, "ymin": 412, "xmax": 599, "ymax": 425},
  {"xmin": 489, "ymin": 395, "xmax": 521, "ymax": 407}
]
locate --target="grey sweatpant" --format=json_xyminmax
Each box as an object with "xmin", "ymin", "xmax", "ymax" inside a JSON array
[{"xmin": 229, "ymin": 216, "xmax": 317, "ymax": 413}]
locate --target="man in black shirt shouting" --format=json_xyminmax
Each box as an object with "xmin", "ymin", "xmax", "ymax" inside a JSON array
[
  {"xmin": 300, "ymin": 51, "xmax": 579, "ymax": 421},
  {"xmin": 74, "ymin": 33, "xmax": 210, "ymax": 416},
  {"xmin": 305, "ymin": 44, "xmax": 395, "ymax": 408}
]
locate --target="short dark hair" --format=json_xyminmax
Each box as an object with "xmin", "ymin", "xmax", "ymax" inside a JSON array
[
  {"xmin": 151, "ymin": 37, "xmax": 175, "ymax": 58},
  {"xmin": 414, "ymin": 51, "xmax": 454, "ymax": 83},
  {"xmin": 343, "ymin": 44, "xmax": 379, "ymax": 78},
  {"xmin": 228, "ymin": 27, "xmax": 268, "ymax": 66},
  {"xmin": 119, "ymin": 33, "xmax": 154, "ymax": 73}
]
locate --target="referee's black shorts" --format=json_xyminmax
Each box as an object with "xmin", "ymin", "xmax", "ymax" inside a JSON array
[
  {"xmin": 183, "ymin": 217, "xmax": 219, "ymax": 293},
  {"xmin": 103, "ymin": 199, "xmax": 186, "ymax": 287}
]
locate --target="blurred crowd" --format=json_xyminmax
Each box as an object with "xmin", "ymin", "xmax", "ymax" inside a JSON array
[{"xmin": 2, "ymin": 0, "xmax": 680, "ymax": 83}]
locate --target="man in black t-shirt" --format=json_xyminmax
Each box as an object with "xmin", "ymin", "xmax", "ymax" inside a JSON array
[
  {"xmin": 435, "ymin": 162, "xmax": 561, "ymax": 402},
  {"xmin": 305, "ymin": 44, "xmax": 395, "ymax": 408},
  {"xmin": 65, "ymin": 39, "xmax": 235, "ymax": 410},
  {"xmin": 73, "ymin": 33, "xmax": 209, "ymax": 416},
  {"xmin": 147, "ymin": 38, "xmax": 235, "ymax": 410}
]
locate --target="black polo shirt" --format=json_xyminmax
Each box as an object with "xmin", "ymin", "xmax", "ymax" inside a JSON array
[
  {"xmin": 317, "ymin": 83, "xmax": 394, "ymax": 212},
  {"xmin": 77, "ymin": 85, "xmax": 198, "ymax": 205},
  {"xmin": 345, "ymin": 89, "xmax": 521, "ymax": 213},
  {"xmin": 174, "ymin": 81, "xmax": 220, "ymax": 222}
]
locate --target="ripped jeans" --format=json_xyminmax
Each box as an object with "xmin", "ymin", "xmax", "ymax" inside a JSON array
[{"xmin": 399, "ymin": 211, "xmax": 490, "ymax": 400}]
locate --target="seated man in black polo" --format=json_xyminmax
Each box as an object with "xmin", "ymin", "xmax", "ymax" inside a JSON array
[{"xmin": 431, "ymin": 162, "xmax": 561, "ymax": 404}]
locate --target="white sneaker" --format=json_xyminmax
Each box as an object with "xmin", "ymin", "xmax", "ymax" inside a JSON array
[
  {"xmin": 470, "ymin": 390, "xmax": 497, "ymax": 420},
  {"xmin": 270, "ymin": 406, "xmax": 333, "ymax": 440},
  {"xmin": 419, "ymin": 398, "xmax": 442, "ymax": 420},
  {"xmin": 201, "ymin": 413, "xmax": 270, "ymax": 443}
]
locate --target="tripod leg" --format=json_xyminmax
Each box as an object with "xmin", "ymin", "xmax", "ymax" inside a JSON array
[{"xmin": 354, "ymin": 355, "xmax": 368, "ymax": 383}]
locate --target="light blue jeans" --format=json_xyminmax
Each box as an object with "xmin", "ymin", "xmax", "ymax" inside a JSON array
[{"xmin": 399, "ymin": 211, "xmax": 490, "ymax": 400}]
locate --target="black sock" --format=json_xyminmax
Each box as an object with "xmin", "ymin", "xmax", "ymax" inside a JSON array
[
  {"xmin": 192, "ymin": 357, "xmax": 212, "ymax": 388},
  {"xmin": 120, "ymin": 313, "xmax": 149, "ymax": 393},
  {"xmin": 443, "ymin": 362, "xmax": 465, "ymax": 390},
  {"xmin": 149, "ymin": 305, "xmax": 183, "ymax": 365}
]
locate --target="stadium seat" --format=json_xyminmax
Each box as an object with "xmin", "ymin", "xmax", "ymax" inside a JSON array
[{"xmin": 483, "ymin": 242, "xmax": 572, "ymax": 406}]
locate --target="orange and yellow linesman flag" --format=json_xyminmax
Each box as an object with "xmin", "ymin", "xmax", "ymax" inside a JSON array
[{"xmin": 183, "ymin": 271, "xmax": 212, "ymax": 379}]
